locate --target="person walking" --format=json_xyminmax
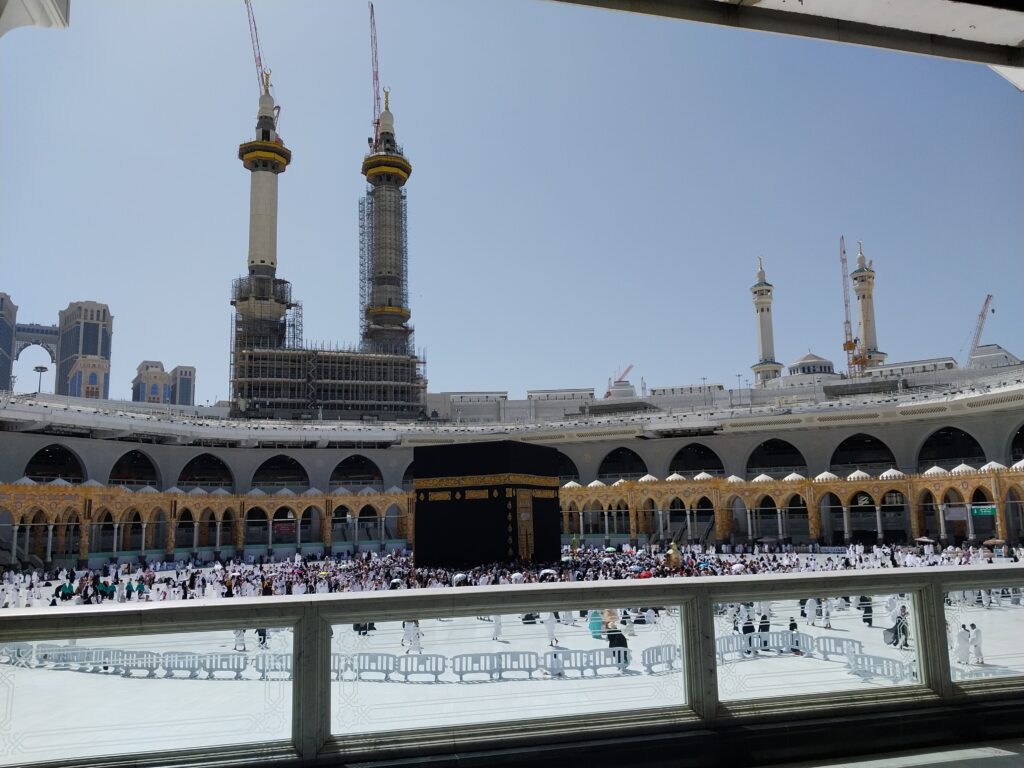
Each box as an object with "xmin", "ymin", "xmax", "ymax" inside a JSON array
[
  {"xmin": 491, "ymin": 613, "xmax": 503, "ymax": 641},
  {"xmin": 969, "ymin": 623, "xmax": 984, "ymax": 664},
  {"xmin": 544, "ymin": 612, "xmax": 559, "ymax": 647},
  {"xmin": 955, "ymin": 624, "xmax": 970, "ymax": 665}
]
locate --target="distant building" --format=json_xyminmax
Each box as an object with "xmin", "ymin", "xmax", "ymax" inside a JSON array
[
  {"xmin": 56, "ymin": 301, "xmax": 112, "ymax": 399},
  {"xmin": 132, "ymin": 361, "xmax": 195, "ymax": 405},
  {"xmin": 0, "ymin": 293, "xmax": 14, "ymax": 391}
]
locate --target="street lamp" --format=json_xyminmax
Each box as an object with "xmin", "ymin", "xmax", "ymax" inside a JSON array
[{"xmin": 33, "ymin": 365, "xmax": 47, "ymax": 393}]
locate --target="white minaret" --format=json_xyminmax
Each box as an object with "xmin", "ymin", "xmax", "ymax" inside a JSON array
[
  {"xmin": 851, "ymin": 241, "xmax": 886, "ymax": 367},
  {"xmin": 751, "ymin": 257, "xmax": 783, "ymax": 385},
  {"xmin": 240, "ymin": 88, "xmax": 291, "ymax": 277}
]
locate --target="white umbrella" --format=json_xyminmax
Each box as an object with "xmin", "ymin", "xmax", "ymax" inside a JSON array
[{"xmin": 539, "ymin": 568, "xmax": 557, "ymax": 577}]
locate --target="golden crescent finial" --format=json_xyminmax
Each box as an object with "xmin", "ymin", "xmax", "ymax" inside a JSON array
[{"xmin": 383, "ymin": 86, "xmax": 390, "ymax": 111}]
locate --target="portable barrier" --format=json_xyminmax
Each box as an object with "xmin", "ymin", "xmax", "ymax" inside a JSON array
[
  {"xmin": 590, "ymin": 647, "xmax": 630, "ymax": 674},
  {"xmin": 252, "ymin": 652, "xmax": 293, "ymax": 681},
  {"xmin": 351, "ymin": 652, "xmax": 397, "ymax": 681},
  {"xmin": 395, "ymin": 653, "xmax": 446, "ymax": 682},
  {"xmin": 495, "ymin": 651, "xmax": 540, "ymax": 680},
  {"xmin": 848, "ymin": 653, "xmax": 916, "ymax": 683},
  {"xmin": 203, "ymin": 652, "xmax": 249, "ymax": 680},
  {"xmin": 542, "ymin": 649, "xmax": 591, "ymax": 678},
  {"xmin": 161, "ymin": 651, "xmax": 205, "ymax": 679},
  {"xmin": 120, "ymin": 650, "xmax": 162, "ymax": 678},
  {"xmin": 330, "ymin": 653, "xmax": 349, "ymax": 680},
  {"xmin": 641, "ymin": 644, "xmax": 681, "ymax": 674},
  {"xmin": 814, "ymin": 636, "xmax": 865, "ymax": 662},
  {"xmin": 451, "ymin": 653, "xmax": 500, "ymax": 681}
]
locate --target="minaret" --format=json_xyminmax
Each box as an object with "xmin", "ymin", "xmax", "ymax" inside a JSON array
[
  {"xmin": 751, "ymin": 257, "xmax": 783, "ymax": 385},
  {"xmin": 359, "ymin": 89, "xmax": 414, "ymax": 356},
  {"xmin": 232, "ymin": 80, "xmax": 293, "ymax": 346},
  {"xmin": 850, "ymin": 241, "xmax": 886, "ymax": 367}
]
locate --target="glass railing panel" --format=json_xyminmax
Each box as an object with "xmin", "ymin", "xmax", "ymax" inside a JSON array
[
  {"xmin": 714, "ymin": 592, "xmax": 920, "ymax": 702},
  {"xmin": 330, "ymin": 605, "xmax": 684, "ymax": 735},
  {"xmin": 0, "ymin": 626, "xmax": 292, "ymax": 765},
  {"xmin": 944, "ymin": 584, "xmax": 1024, "ymax": 682}
]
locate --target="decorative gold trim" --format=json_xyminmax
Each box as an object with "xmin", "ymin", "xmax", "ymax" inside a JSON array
[
  {"xmin": 427, "ymin": 491, "xmax": 451, "ymax": 502},
  {"xmin": 532, "ymin": 489, "xmax": 557, "ymax": 499},
  {"xmin": 413, "ymin": 473, "xmax": 560, "ymax": 490},
  {"xmin": 464, "ymin": 490, "xmax": 489, "ymax": 500}
]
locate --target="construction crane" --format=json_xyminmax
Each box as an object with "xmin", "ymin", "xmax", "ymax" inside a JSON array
[
  {"xmin": 604, "ymin": 363, "xmax": 634, "ymax": 399},
  {"xmin": 369, "ymin": 1, "xmax": 382, "ymax": 147},
  {"xmin": 243, "ymin": 0, "xmax": 280, "ymax": 126},
  {"xmin": 839, "ymin": 236, "xmax": 867, "ymax": 378},
  {"xmin": 966, "ymin": 294, "xmax": 994, "ymax": 367}
]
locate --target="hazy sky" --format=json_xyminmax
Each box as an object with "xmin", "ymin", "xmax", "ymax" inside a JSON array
[{"xmin": 2, "ymin": 1, "xmax": 1023, "ymax": 405}]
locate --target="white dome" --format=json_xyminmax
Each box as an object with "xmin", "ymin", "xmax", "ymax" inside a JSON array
[
  {"xmin": 275, "ymin": 488, "xmax": 296, "ymax": 497},
  {"xmin": 12, "ymin": 476, "xmax": 36, "ymax": 485},
  {"xmin": 379, "ymin": 108, "xmax": 395, "ymax": 134},
  {"xmin": 612, "ymin": 479, "xmax": 627, "ymax": 486},
  {"xmin": 980, "ymin": 461, "xmax": 1006, "ymax": 472},
  {"xmin": 246, "ymin": 488, "xmax": 267, "ymax": 497},
  {"xmin": 783, "ymin": 472, "xmax": 805, "ymax": 482},
  {"xmin": 187, "ymin": 487, "xmax": 208, "ymax": 496},
  {"xmin": 258, "ymin": 91, "xmax": 275, "ymax": 118},
  {"xmin": 358, "ymin": 486, "xmax": 380, "ymax": 495},
  {"xmin": 814, "ymin": 471, "xmax": 839, "ymax": 482},
  {"xmin": 666, "ymin": 472, "xmax": 686, "ymax": 482},
  {"xmin": 693, "ymin": 471, "xmax": 714, "ymax": 481},
  {"xmin": 752, "ymin": 473, "xmax": 773, "ymax": 483},
  {"xmin": 638, "ymin": 474, "xmax": 658, "ymax": 483},
  {"xmin": 561, "ymin": 480, "xmax": 582, "ymax": 489},
  {"xmin": 165, "ymin": 487, "xmax": 184, "ymax": 494},
  {"xmin": 331, "ymin": 487, "xmax": 352, "ymax": 495},
  {"xmin": 587, "ymin": 480, "xmax": 606, "ymax": 488},
  {"xmin": 210, "ymin": 487, "xmax": 232, "ymax": 496},
  {"xmin": 726, "ymin": 475, "xmax": 744, "ymax": 483},
  {"xmin": 137, "ymin": 485, "xmax": 159, "ymax": 493},
  {"xmin": 846, "ymin": 469, "xmax": 871, "ymax": 481},
  {"xmin": 386, "ymin": 486, "xmax": 405, "ymax": 494},
  {"xmin": 1013, "ymin": 458, "xmax": 1024, "ymax": 470},
  {"xmin": 950, "ymin": 463, "xmax": 976, "ymax": 475},
  {"xmin": 923, "ymin": 466, "xmax": 949, "ymax": 477},
  {"xmin": 304, "ymin": 487, "xmax": 324, "ymax": 496},
  {"xmin": 81, "ymin": 479, "xmax": 104, "ymax": 488},
  {"xmin": 879, "ymin": 468, "xmax": 905, "ymax": 480}
]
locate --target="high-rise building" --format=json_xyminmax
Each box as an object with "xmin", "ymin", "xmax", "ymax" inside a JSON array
[
  {"xmin": 851, "ymin": 242, "xmax": 886, "ymax": 368},
  {"xmin": 56, "ymin": 301, "xmax": 112, "ymax": 399},
  {"xmin": 170, "ymin": 365, "xmax": 195, "ymax": 406},
  {"xmin": 0, "ymin": 293, "xmax": 15, "ymax": 391},
  {"xmin": 131, "ymin": 361, "xmax": 196, "ymax": 405}
]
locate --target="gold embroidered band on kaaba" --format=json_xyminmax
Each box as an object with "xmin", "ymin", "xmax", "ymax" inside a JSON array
[{"xmin": 413, "ymin": 473, "xmax": 560, "ymax": 490}]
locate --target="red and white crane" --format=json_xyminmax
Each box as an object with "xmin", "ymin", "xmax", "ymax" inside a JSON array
[
  {"xmin": 243, "ymin": 0, "xmax": 280, "ymax": 126},
  {"xmin": 967, "ymin": 294, "xmax": 994, "ymax": 366},
  {"xmin": 369, "ymin": 1, "xmax": 382, "ymax": 147}
]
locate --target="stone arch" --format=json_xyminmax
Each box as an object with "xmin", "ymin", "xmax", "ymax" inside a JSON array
[
  {"xmin": 668, "ymin": 443, "xmax": 724, "ymax": 476},
  {"xmin": 401, "ymin": 461, "xmax": 415, "ymax": 488},
  {"xmin": 332, "ymin": 504, "xmax": 351, "ymax": 543},
  {"xmin": 245, "ymin": 507, "xmax": 269, "ymax": 546},
  {"xmin": 917, "ymin": 426, "xmax": 986, "ymax": 472},
  {"xmin": 197, "ymin": 508, "xmax": 216, "ymax": 548},
  {"xmin": 252, "ymin": 455, "xmax": 309, "ymax": 490},
  {"xmin": 108, "ymin": 449, "xmax": 161, "ymax": 489},
  {"xmin": 783, "ymin": 494, "xmax": 809, "ymax": 541},
  {"xmin": 122, "ymin": 509, "xmax": 144, "ymax": 551},
  {"xmin": 272, "ymin": 507, "xmax": 297, "ymax": 545},
  {"xmin": 58, "ymin": 510, "xmax": 82, "ymax": 555},
  {"xmin": 331, "ymin": 455, "xmax": 383, "ymax": 489},
  {"xmin": 300, "ymin": 505, "xmax": 323, "ymax": 546},
  {"xmin": 1006, "ymin": 486, "xmax": 1023, "ymax": 543},
  {"xmin": 93, "ymin": 508, "xmax": 116, "ymax": 553},
  {"xmin": 610, "ymin": 499, "xmax": 629, "ymax": 536},
  {"xmin": 582, "ymin": 500, "xmax": 603, "ymax": 535},
  {"xmin": 819, "ymin": 492, "xmax": 844, "ymax": 546},
  {"xmin": 753, "ymin": 495, "xmax": 778, "ymax": 541},
  {"xmin": 178, "ymin": 454, "xmax": 234, "ymax": 490},
  {"xmin": 556, "ymin": 452, "xmax": 580, "ymax": 483},
  {"xmin": 970, "ymin": 487, "xmax": 997, "ymax": 539},
  {"xmin": 597, "ymin": 447, "xmax": 647, "ymax": 480},
  {"xmin": 692, "ymin": 495, "xmax": 715, "ymax": 538},
  {"xmin": 23, "ymin": 443, "xmax": 86, "ymax": 483},
  {"xmin": 745, "ymin": 439, "xmax": 807, "ymax": 478},
  {"xmin": 829, "ymin": 433, "xmax": 897, "ymax": 474},
  {"xmin": 1008, "ymin": 421, "xmax": 1024, "ymax": 464}
]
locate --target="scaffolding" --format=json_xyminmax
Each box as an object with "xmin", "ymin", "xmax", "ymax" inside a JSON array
[
  {"xmin": 358, "ymin": 195, "xmax": 372, "ymax": 340},
  {"xmin": 359, "ymin": 183, "xmax": 411, "ymax": 356}
]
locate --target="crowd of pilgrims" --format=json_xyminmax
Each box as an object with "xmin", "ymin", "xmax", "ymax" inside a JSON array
[{"xmin": 1, "ymin": 541, "xmax": 1019, "ymax": 609}]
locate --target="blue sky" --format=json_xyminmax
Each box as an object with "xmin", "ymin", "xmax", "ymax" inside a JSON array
[{"xmin": 2, "ymin": 1, "xmax": 1022, "ymax": 404}]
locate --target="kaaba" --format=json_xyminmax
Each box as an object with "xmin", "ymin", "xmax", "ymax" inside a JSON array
[{"xmin": 411, "ymin": 440, "xmax": 562, "ymax": 567}]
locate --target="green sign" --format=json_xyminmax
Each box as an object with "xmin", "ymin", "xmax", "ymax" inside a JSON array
[{"xmin": 971, "ymin": 505, "xmax": 997, "ymax": 516}]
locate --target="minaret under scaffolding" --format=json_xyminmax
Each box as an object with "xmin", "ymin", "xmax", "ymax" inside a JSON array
[
  {"xmin": 359, "ymin": 90, "xmax": 414, "ymax": 356},
  {"xmin": 751, "ymin": 257, "xmax": 783, "ymax": 386},
  {"xmin": 851, "ymin": 241, "xmax": 886, "ymax": 368}
]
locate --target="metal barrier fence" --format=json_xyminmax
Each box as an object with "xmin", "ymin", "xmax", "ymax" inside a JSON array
[{"xmin": 1, "ymin": 565, "xmax": 1023, "ymax": 767}]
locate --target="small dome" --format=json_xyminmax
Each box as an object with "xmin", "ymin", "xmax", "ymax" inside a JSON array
[
  {"xmin": 726, "ymin": 475, "xmax": 744, "ymax": 483},
  {"xmin": 638, "ymin": 474, "xmax": 659, "ymax": 483},
  {"xmin": 612, "ymin": 479, "xmax": 627, "ymax": 486},
  {"xmin": 81, "ymin": 479, "xmax": 104, "ymax": 488},
  {"xmin": 358, "ymin": 486, "xmax": 380, "ymax": 495},
  {"xmin": 561, "ymin": 480, "xmax": 582, "ymax": 489},
  {"xmin": 783, "ymin": 472, "xmax": 805, "ymax": 482},
  {"xmin": 137, "ymin": 485, "xmax": 159, "ymax": 493},
  {"xmin": 666, "ymin": 472, "xmax": 687, "ymax": 482},
  {"xmin": 950, "ymin": 463, "xmax": 976, "ymax": 475},
  {"xmin": 48, "ymin": 478, "xmax": 72, "ymax": 486},
  {"xmin": 923, "ymin": 466, "xmax": 949, "ymax": 477},
  {"xmin": 258, "ymin": 91, "xmax": 275, "ymax": 118},
  {"xmin": 752, "ymin": 473, "xmax": 773, "ymax": 483},
  {"xmin": 814, "ymin": 471, "xmax": 839, "ymax": 482},
  {"xmin": 247, "ymin": 488, "xmax": 267, "ymax": 497},
  {"xmin": 331, "ymin": 486, "xmax": 352, "ymax": 496},
  {"xmin": 303, "ymin": 487, "xmax": 324, "ymax": 496},
  {"xmin": 187, "ymin": 487, "xmax": 208, "ymax": 496},
  {"xmin": 587, "ymin": 480, "xmax": 606, "ymax": 488},
  {"xmin": 210, "ymin": 487, "xmax": 232, "ymax": 496},
  {"xmin": 847, "ymin": 469, "xmax": 871, "ymax": 481},
  {"xmin": 693, "ymin": 471, "xmax": 715, "ymax": 481},
  {"xmin": 165, "ymin": 487, "xmax": 184, "ymax": 494},
  {"xmin": 379, "ymin": 107, "xmax": 395, "ymax": 135},
  {"xmin": 879, "ymin": 468, "xmax": 905, "ymax": 480},
  {"xmin": 275, "ymin": 488, "xmax": 296, "ymax": 497},
  {"xmin": 980, "ymin": 461, "xmax": 1006, "ymax": 472},
  {"xmin": 1012, "ymin": 458, "xmax": 1024, "ymax": 470},
  {"xmin": 12, "ymin": 476, "xmax": 36, "ymax": 485},
  {"xmin": 386, "ymin": 486, "xmax": 404, "ymax": 494}
]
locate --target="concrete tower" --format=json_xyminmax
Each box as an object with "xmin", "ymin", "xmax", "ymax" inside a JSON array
[
  {"xmin": 751, "ymin": 257, "xmax": 783, "ymax": 385},
  {"xmin": 231, "ymin": 85, "xmax": 296, "ymax": 355},
  {"xmin": 850, "ymin": 241, "xmax": 886, "ymax": 367},
  {"xmin": 359, "ymin": 90, "xmax": 414, "ymax": 356}
]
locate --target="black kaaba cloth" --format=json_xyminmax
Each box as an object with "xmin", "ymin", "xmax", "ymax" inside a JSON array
[{"xmin": 412, "ymin": 441, "xmax": 561, "ymax": 567}]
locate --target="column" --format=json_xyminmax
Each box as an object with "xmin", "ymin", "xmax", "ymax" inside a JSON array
[
  {"xmin": 214, "ymin": 520, "xmax": 222, "ymax": 550},
  {"xmin": 994, "ymin": 498, "xmax": 1007, "ymax": 541},
  {"xmin": 966, "ymin": 503, "xmax": 976, "ymax": 541},
  {"xmin": 352, "ymin": 513, "xmax": 358, "ymax": 552},
  {"xmin": 909, "ymin": 498, "xmax": 923, "ymax": 539},
  {"xmin": 603, "ymin": 509, "xmax": 610, "ymax": 545},
  {"xmin": 267, "ymin": 517, "xmax": 274, "ymax": 550},
  {"xmin": 578, "ymin": 511, "xmax": 584, "ymax": 540},
  {"xmin": 777, "ymin": 507, "xmax": 784, "ymax": 539},
  {"xmin": 192, "ymin": 522, "xmax": 199, "ymax": 552},
  {"xmin": 112, "ymin": 523, "xmax": 120, "ymax": 555},
  {"xmin": 685, "ymin": 507, "xmax": 692, "ymax": 541},
  {"xmin": 23, "ymin": 524, "xmax": 30, "ymax": 557},
  {"xmin": 745, "ymin": 508, "xmax": 753, "ymax": 542},
  {"xmin": 875, "ymin": 505, "xmax": 884, "ymax": 542},
  {"xmin": 78, "ymin": 521, "xmax": 90, "ymax": 566},
  {"xmin": 628, "ymin": 508, "xmax": 638, "ymax": 545},
  {"xmin": 841, "ymin": 506, "xmax": 852, "ymax": 543},
  {"xmin": 378, "ymin": 514, "xmax": 384, "ymax": 544},
  {"xmin": 140, "ymin": 521, "xmax": 148, "ymax": 554},
  {"xmin": 10, "ymin": 525, "xmax": 18, "ymax": 560},
  {"xmin": 714, "ymin": 505, "xmax": 731, "ymax": 544},
  {"xmin": 297, "ymin": 513, "xmax": 303, "ymax": 547},
  {"xmin": 938, "ymin": 503, "xmax": 948, "ymax": 542},
  {"xmin": 45, "ymin": 524, "xmax": 54, "ymax": 563},
  {"xmin": 657, "ymin": 509, "xmax": 664, "ymax": 542},
  {"xmin": 807, "ymin": 502, "xmax": 822, "ymax": 542},
  {"xmin": 165, "ymin": 521, "xmax": 176, "ymax": 558}
]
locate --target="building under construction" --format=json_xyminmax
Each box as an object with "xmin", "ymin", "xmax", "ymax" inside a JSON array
[{"xmin": 229, "ymin": 78, "xmax": 425, "ymax": 420}]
